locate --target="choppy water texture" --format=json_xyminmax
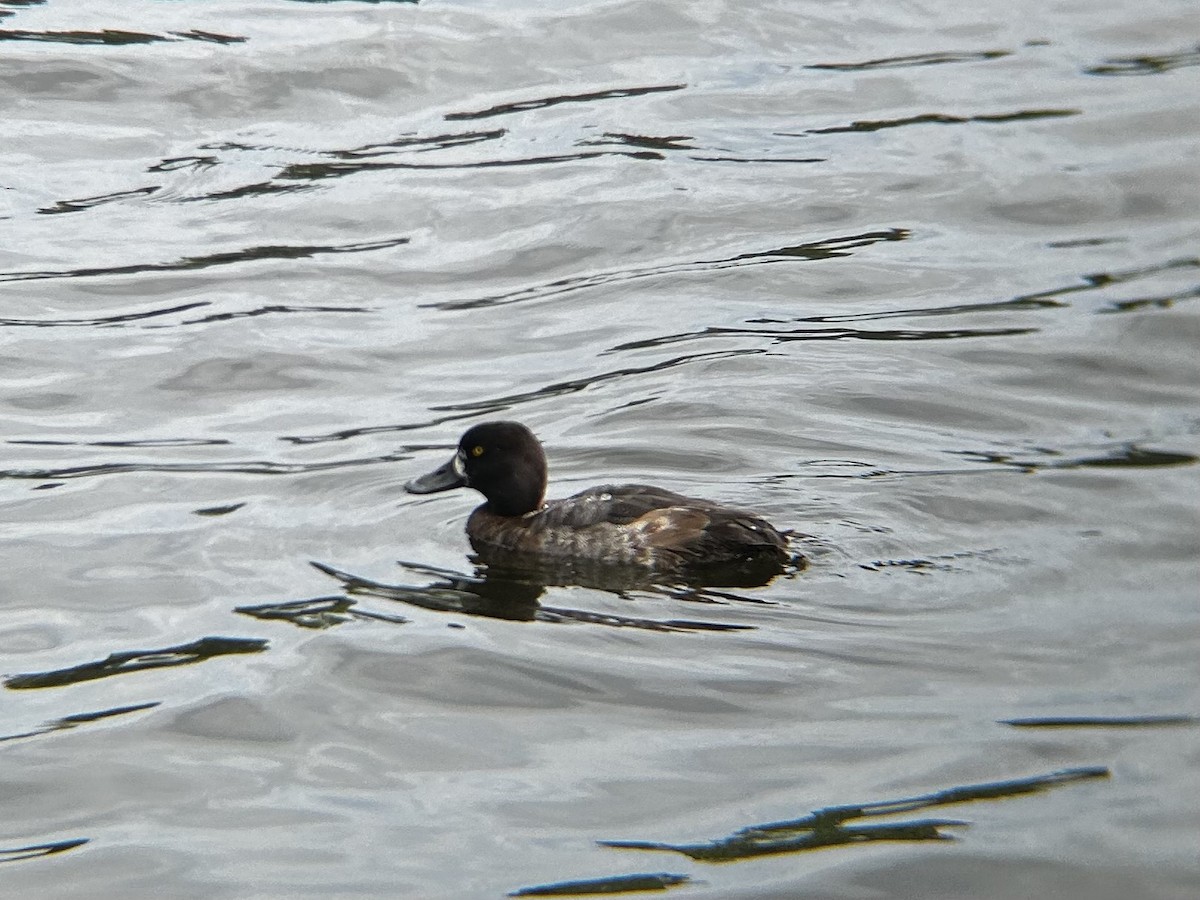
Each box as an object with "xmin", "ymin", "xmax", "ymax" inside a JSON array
[{"xmin": 2, "ymin": 1, "xmax": 1198, "ymax": 897}]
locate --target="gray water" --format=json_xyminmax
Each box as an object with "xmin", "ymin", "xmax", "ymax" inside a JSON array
[{"xmin": 2, "ymin": 1, "xmax": 1198, "ymax": 897}]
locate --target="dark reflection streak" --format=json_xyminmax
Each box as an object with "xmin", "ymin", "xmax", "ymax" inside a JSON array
[
  {"xmin": 0, "ymin": 451, "xmax": 409, "ymax": 482},
  {"xmin": 756, "ymin": 297, "xmax": 1064, "ymax": 326},
  {"xmin": 169, "ymin": 29, "xmax": 245, "ymax": 46},
  {"xmin": 2, "ymin": 306, "xmax": 365, "ymax": 334},
  {"xmin": 804, "ymin": 109, "xmax": 1077, "ymax": 135},
  {"xmin": 807, "ymin": 50, "xmax": 1012, "ymax": 70},
  {"xmin": 0, "ymin": 27, "xmax": 163, "ymax": 44},
  {"xmin": 5, "ymin": 637, "xmax": 268, "ymax": 690},
  {"xmin": 38, "ymin": 186, "xmax": 160, "ymax": 215},
  {"xmin": 1099, "ymin": 284, "xmax": 1200, "ymax": 314},
  {"xmin": 747, "ymin": 768, "xmax": 1110, "ymax": 834},
  {"xmin": 1047, "ymin": 237, "xmax": 1125, "ymax": 248},
  {"xmin": 311, "ymin": 562, "xmax": 751, "ymax": 630},
  {"xmin": 952, "ymin": 444, "xmax": 1197, "ymax": 472},
  {"xmin": 689, "ymin": 156, "xmax": 826, "ymax": 164},
  {"xmin": 282, "ymin": 411, "xmax": 480, "ymax": 446},
  {"xmin": 445, "ymin": 83, "xmax": 686, "ymax": 121},
  {"xmin": 510, "ymin": 872, "xmax": 690, "ymax": 897},
  {"xmin": 178, "ymin": 181, "xmax": 316, "ymax": 203},
  {"xmin": 0, "ymin": 237, "xmax": 409, "ymax": 284},
  {"xmin": 169, "ymin": 303, "xmax": 373, "ymax": 327},
  {"xmin": 193, "ymin": 502, "xmax": 246, "ymax": 516},
  {"xmin": 609, "ymin": 819, "xmax": 964, "ymax": 860},
  {"xmin": 578, "ymin": 132, "xmax": 696, "ymax": 151},
  {"xmin": 1, "ymin": 302, "xmax": 210, "ymax": 328},
  {"xmin": 1001, "ymin": 715, "xmax": 1197, "ymax": 728},
  {"xmin": 784, "ymin": 443, "xmax": 1196, "ymax": 481},
  {"xmin": 0, "ymin": 28, "xmax": 244, "ymax": 44},
  {"xmin": 860, "ymin": 548, "xmax": 1005, "ymax": 576},
  {"xmin": 278, "ymin": 150, "xmax": 662, "ymax": 181},
  {"xmin": 236, "ymin": 596, "xmax": 408, "ymax": 630},
  {"xmin": 1015, "ymin": 257, "xmax": 1200, "ymax": 305},
  {"xmin": 1085, "ymin": 46, "xmax": 1200, "ymax": 76},
  {"xmin": 601, "ymin": 767, "xmax": 1109, "ymax": 862},
  {"xmin": 429, "ymin": 349, "xmax": 766, "ymax": 413},
  {"xmin": 609, "ymin": 325, "xmax": 1034, "ymax": 352},
  {"xmin": 0, "ymin": 702, "xmax": 161, "ymax": 743},
  {"xmin": 758, "ymin": 257, "xmax": 1200, "ymax": 326},
  {"xmin": 148, "ymin": 155, "xmax": 218, "ymax": 173},
  {"xmin": 8, "ymin": 437, "xmax": 229, "ymax": 448},
  {"xmin": 330, "ymin": 128, "xmax": 507, "ymax": 158},
  {"xmin": 0, "ymin": 838, "xmax": 89, "ymax": 864},
  {"xmin": 424, "ymin": 229, "xmax": 909, "ymax": 312},
  {"xmin": 791, "ymin": 466, "xmax": 1014, "ymax": 482}
]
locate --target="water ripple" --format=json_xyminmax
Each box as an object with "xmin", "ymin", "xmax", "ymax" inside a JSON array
[
  {"xmin": 424, "ymin": 228, "xmax": 910, "ymax": 311},
  {"xmin": 444, "ymin": 83, "xmax": 686, "ymax": 121},
  {"xmin": 277, "ymin": 148, "xmax": 662, "ymax": 182},
  {"xmin": 0, "ymin": 702, "xmax": 160, "ymax": 743},
  {"xmin": 0, "ymin": 237, "xmax": 409, "ymax": 284},
  {"xmin": 428, "ymin": 349, "xmax": 768, "ymax": 413},
  {"xmin": 807, "ymin": 50, "xmax": 1013, "ymax": 71},
  {"xmin": 5, "ymin": 637, "xmax": 268, "ymax": 690},
  {"xmin": 750, "ymin": 256, "xmax": 1199, "ymax": 326},
  {"xmin": 0, "ymin": 838, "xmax": 89, "ymax": 864},
  {"xmin": 37, "ymin": 186, "xmax": 161, "ymax": 216},
  {"xmin": 802, "ymin": 108, "xmax": 1078, "ymax": 135},
  {"xmin": 329, "ymin": 128, "xmax": 507, "ymax": 159},
  {"xmin": 0, "ymin": 27, "xmax": 245, "ymax": 45},
  {"xmin": 0, "ymin": 451, "xmax": 408, "ymax": 483},
  {"xmin": 608, "ymin": 324, "xmax": 1035, "ymax": 353},
  {"xmin": 600, "ymin": 767, "xmax": 1109, "ymax": 862},
  {"xmin": 2, "ymin": 301, "xmax": 210, "ymax": 328},
  {"xmin": 1084, "ymin": 45, "xmax": 1200, "ymax": 76}
]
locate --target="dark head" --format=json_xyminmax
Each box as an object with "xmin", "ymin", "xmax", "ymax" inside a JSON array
[{"xmin": 405, "ymin": 421, "xmax": 548, "ymax": 517}]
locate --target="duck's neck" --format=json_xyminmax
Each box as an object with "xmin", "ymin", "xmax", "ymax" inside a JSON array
[{"xmin": 485, "ymin": 466, "xmax": 546, "ymax": 517}]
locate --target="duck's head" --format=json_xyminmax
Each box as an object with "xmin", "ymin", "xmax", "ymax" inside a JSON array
[{"xmin": 405, "ymin": 421, "xmax": 548, "ymax": 517}]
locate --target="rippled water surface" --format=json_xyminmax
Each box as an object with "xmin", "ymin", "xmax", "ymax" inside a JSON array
[{"xmin": 3, "ymin": 1, "xmax": 1198, "ymax": 897}]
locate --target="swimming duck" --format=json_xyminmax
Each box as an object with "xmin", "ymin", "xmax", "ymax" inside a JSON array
[{"xmin": 405, "ymin": 421, "xmax": 791, "ymax": 581}]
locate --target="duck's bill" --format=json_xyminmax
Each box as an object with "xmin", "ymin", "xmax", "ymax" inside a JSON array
[{"xmin": 405, "ymin": 451, "xmax": 467, "ymax": 494}]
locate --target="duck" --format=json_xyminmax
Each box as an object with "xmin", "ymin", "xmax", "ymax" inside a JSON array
[{"xmin": 405, "ymin": 421, "xmax": 792, "ymax": 582}]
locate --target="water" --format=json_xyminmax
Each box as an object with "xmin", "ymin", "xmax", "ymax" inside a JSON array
[{"xmin": 2, "ymin": 0, "xmax": 1198, "ymax": 897}]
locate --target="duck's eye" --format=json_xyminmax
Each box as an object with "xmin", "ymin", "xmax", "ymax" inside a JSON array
[{"xmin": 471, "ymin": 445, "xmax": 485, "ymax": 457}]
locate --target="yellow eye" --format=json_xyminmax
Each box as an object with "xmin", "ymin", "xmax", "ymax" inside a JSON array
[{"xmin": 471, "ymin": 445, "xmax": 485, "ymax": 457}]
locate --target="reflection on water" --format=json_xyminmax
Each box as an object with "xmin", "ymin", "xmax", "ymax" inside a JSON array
[
  {"xmin": 1083, "ymin": 45, "xmax": 1200, "ymax": 77},
  {"xmin": 0, "ymin": 27, "xmax": 245, "ymax": 46},
  {"xmin": 0, "ymin": 701, "xmax": 160, "ymax": 743},
  {"xmin": 303, "ymin": 561, "xmax": 760, "ymax": 632},
  {"xmin": 599, "ymin": 767, "xmax": 1109, "ymax": 862},
  {"xmin": 445, "ymin": 83, "xmax": 686, "ymax": 121},
  {"xmin": 1001, "ymin": 715, "xmax": 1197, "ymax": 728},
  {"xmin": 0, "ymin": 236, "xmax": 410, "ymax": 284},
  {"xmin": 954, "ymin": 443, "xmax": 1198, "ymax": 473},
  {"xmin": 425, "ymin": 229, "xmax": 910, "ymax": 311},
  {"xmin": 4, "ymin": 636, "xmax": 268, "ymax": 690},
  {"xmin": 509, "ymin": 872, "xmax": 690, "ymax": 898},
  {"xmin": 506, "ymin": 769, "xmax": 1116, "ymax": 897},
  {"xmin": 805, "ymin": 108, "xmax": 1078, "ymax": 135},
  {"xmin": 237, "ymin": 594, "xmax": 410, "ymax": 630},
  {"xmin": 0, "ymin": 839, "xmax": 89, "ymax": 866}
]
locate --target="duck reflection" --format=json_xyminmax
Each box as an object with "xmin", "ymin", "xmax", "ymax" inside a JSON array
[{"xmin": 294, "ymin": 559, "xmax": 766, "ymax": 633}]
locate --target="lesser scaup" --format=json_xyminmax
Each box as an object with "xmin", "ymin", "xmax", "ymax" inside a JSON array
[{"xmin": 405, "ymin": 421, "xmax": 791, "ymax": 581}]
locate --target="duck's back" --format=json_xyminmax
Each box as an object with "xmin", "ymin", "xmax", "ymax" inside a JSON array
[{"xmin": 467, "ymin": 483, "xmax": 789, "ymax": 574}]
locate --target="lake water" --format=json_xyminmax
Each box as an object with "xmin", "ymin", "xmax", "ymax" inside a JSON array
[{"xmin": 2, "ymin": 1, "xmax": 1198, "ymax": 897}]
